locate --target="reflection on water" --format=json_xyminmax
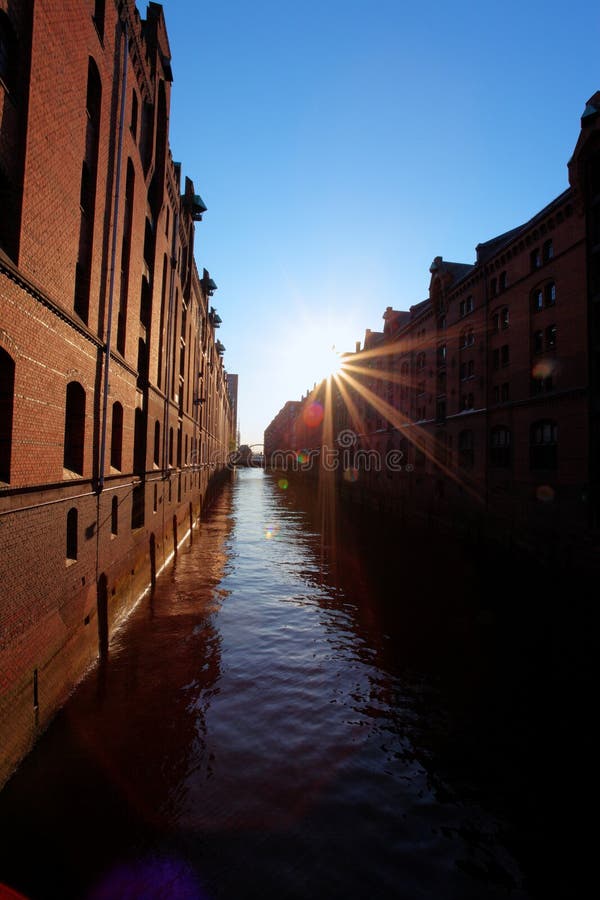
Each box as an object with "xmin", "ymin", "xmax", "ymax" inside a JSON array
[{"xmin": 0, "ymin": 469, "xmax": 578, "ymax": 899}]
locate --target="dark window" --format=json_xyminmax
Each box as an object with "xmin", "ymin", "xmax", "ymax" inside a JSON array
[
  {"xmin": 416, "ymin": 352, "xmax": 426, "ymax": 371},
  {"xmin": 493, "ymin": 348, "xmax": 500, "ymax": 370},
  {"xmin": 501, "ymin": 307, "xmax": 509, "ymax": 329},
  {"xmin": 66, "ymin": 508, "xmax": 78, "ymax": 560},
  {"xmin": 117, "ymin": 160, "xmax": 135, "ymax": 355},
  {"xmin": 93, "ymin": 0, "xmax": 105, "ymax": 41},
  {"xmin": 542, "ymin": 239, "xmax": 553, "ymax": 262},
  {"xmin": 458, "ymin": 430, "xmax": 474, "ymax": 468},
  {"xmin": 110, "ymin": 402, "xmax": 123, "ymax": 470},
  {"xmin": 530, "ymin": 420, "xmax": 558, "ymax": 469},
  {"xmin": 501, "ymin": 382, "xmax": 510, "ymax": 402},
  {"xmin": 111, "ymin": 495, "xmax": 118, "ymax": 535},
  {"xmin": 532, "ymin": 374, "xmax": 553, "ymax": 394},
  {"xmin": 154, "ymin": 420, "xmax": 160, "ymax": 466},
  {"xmin": 464, "ymin": 328, "xmax": 475, "ymax": 347},
  {"xmin": 545, "ymin": 281, "xmax": 556, "ymax": 306},
  {"xmin": 435, "ymin": 399, "xmax": 446, "ymax": 422},
  {"xmin": 533, "ymin": 289, "xmax": 544, "ymax": 312},
  {"xmin": 501, "ymin": 344, "xmax": 510, "ymax": 367},
  {"xmin": 499, "ymin": 271, "xmax": 507, "ymax": 291},
  {"xmin": 546, "ymin": 324, "xmax": 557, "ymax": 349},
  {"xmin": 492, "ymin": 312, "xmax": 500, "ymax": 332},
  {"xmin": 534, "ymin": 330, "xmax": 544, "ymax": 354},
  {"xmin": 133, "ymin": 408, "xmax": 146, "ymax": 475},
  {"xmin": 490, "ymin": 427, "xmax": 511, "ymax": 467},
  {"xmin": 131, "ymin": 90, "xmax": 138, "ymax": 140},
  {"xmin": 169, "ymin": 427, "xmax": 174, "ymax": 466},
  {"xmin": 64, "ymin": 382, "xmax": 86, "ymax": 474},
  {"xmin": 0, "ymin": 347, "xmax": 15, "ymax": 482},
  {"xmin": 490, "ymin": 277, "xmax": 497, "ymax": 296},
  {"xmin": 131, "ymin": 483, "xmax": 145, "ymax": 529},
  {"xmin": 0, "ymin": 12, "xmax": 16, "ymax": 90},
  {"xmin": 531, "ymin": 248, "xmax": 541, "ymax": 270},
  {"xmin": 153, "ymin": 484, "xmax": 158, "ymax": 512},
  {"xmin": 137, "ymin": 338, "xmax": 147, "ymax": 387},
  {"xmin": 459, "ymin": 296, "xmax": 473, "ymax": 317},
  {"xmin": 74, "ymin": 59, "xmax": 102, "ymax": 324},
  {"xmin": 493, "ymin": 385, "xmax": 500, "ymax": 403}
]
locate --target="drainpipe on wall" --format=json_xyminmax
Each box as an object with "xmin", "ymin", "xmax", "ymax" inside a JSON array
[{"xmin": 98, "ymin": 16, "xmax": 128, "ymax": 493}]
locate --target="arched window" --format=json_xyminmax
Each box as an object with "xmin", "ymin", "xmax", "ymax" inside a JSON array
[
  {"xmin": 110, "ymin": 402, "xmax": 123, "ymax": 470},
  {"xmin": 530, "ymin": 420, "xmax": 558, "ymax": 469},
  {"xmin": 117, "ymin": 159, "xmax": 135, "ymax": 355},
  {"xmin": 75, "ymin": 59, "xmax": 102, "ymax": 324},
  {"xmin": 460, "ymin": 327, "xmax": 475, "ymax": 348},
  {"xmin": 111, "ymin": 495, "xmax": 118, "ymax": 535},
  {"xmin": 64, "ymin": 382, "xmax": 86, "ymax": 474},
  {"xmin": 490, "ymin": 427, "xmax": 511, "ymax": 467},
  {"xmin": 458, "ymin": 430, "xmax": 474, "ymax": 468},
  {"xmin": 66, "ymin": 508, "xmax": 78, "ymax": 561},
  {"xmin": 532, "ymin": 281, "xmax": 556, "ymax": 312},
  {"xmin": 0, "ymin": 347, "xmax": 15, "ymax": 482}
]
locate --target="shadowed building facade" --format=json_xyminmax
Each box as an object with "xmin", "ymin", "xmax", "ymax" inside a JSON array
[{"xmin": 265, "ymin": 94, "xmax": 600, "ymax": 562}]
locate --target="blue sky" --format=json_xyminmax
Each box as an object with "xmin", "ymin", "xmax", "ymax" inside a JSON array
[{"xmin": 162, "ymin": 0, "xmax": 599, "ymax": 446}]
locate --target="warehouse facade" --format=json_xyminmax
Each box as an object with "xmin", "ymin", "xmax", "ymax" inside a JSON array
[{"xmin": 0, "ymin": 0, "xmax": 234, "ymax": 786}]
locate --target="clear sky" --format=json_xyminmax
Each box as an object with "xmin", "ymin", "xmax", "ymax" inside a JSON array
[{"xmin": 161, "ymin": 0, "xmax": 599, "ymax": 447}]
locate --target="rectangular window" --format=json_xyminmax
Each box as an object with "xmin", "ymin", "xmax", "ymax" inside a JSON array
[
  {"xmin": 501, "ymin": 382, "xmax": 510, "ymax": 402},
  {"xmin": 493, "ymin": 348, "xmax": 500, "ymax": 370},
  {"xmin": 534, "ymin": 330, "xmax": 544, "ymax": 354},
  {"xmin": 501, "ymin": 345, "xmax": 510, "ymax": 367},
  {"xmin": 546, "ymin": 324, "xmax": 557, "ymax": 349},
  {"xmin": 531, "ymin": 248, "xmax": 541, "ymax": 270}
]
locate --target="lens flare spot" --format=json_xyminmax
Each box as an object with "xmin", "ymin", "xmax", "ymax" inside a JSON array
[
  {"xmin": 532, "ymin": 359, "xmax": 555, "ymax": 379},
  {"xmin": 278, "ymin": 478, "xmax": 288, "ymax": 490},
  {"xmin": 303, "ymin": 401, "xmax": 324, "ymax": 428},
  {"xmin": 343, "ymin": 467, "xmax": 359, "ymax": 483},
  {"xmin": 297, "ymin": 451, "xmax": 308, "ymax": 465},
  {"xmin": 536, "ymin": 484, "xmax": 555, "ymax": 503},
  {"xmin": 265, "ymin": 523, "xmax": 280, "ymax": 540}
]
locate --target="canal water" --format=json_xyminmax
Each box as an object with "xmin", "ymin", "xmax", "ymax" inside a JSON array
[{"xmin": 0, "ymin": 469, "xmax": 588, "ymax": 899}]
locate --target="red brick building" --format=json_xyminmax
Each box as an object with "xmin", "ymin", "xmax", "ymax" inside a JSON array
[
  {"xmin": 265, "ymin": 93, "xmax": 600, "ymax": 558},
  {"xmin": 0, "ymin": 1, "xmax": 234, "ymax": 786}
]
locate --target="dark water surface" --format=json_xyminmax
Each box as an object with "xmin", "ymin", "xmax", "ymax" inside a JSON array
[{"xmin": 0, "ymin": 470, "xmax": 589, "ymax": 899}]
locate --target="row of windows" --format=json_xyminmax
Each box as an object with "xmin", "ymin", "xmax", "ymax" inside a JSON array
[
  {"xmin": 65, "ymin": 471, "xmax": 198, "ymax": 561},
  {"xmin": 455, "ymin": 421, "xmax": 558, "ymax": 469},
  {"xmin": 409, "ymin": 421, "xmax": 557, "ymax": 470},
  {"xmin": 0, "ymin": 362, "xmax": 199, "ymax": 484}
]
